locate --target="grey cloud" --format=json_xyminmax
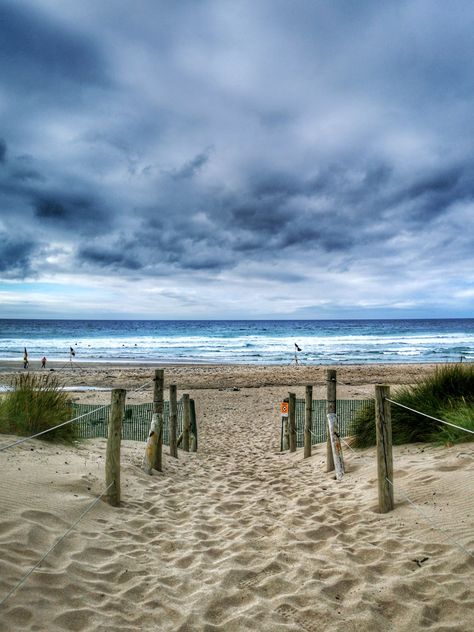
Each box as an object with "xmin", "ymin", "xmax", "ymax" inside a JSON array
[
  {"xmin": 78, "ymin": 245, "xmax": 142, "ymax": 271},
  {"xmin": 0, "ymin": 234, "xmax": 36, "ymax": 277},
  {"xmin": 170, "ymin": 149, "xmax": 213, "ymax": 180},
  {"xmin": 2, "ymin": 0, "xmax": 474, "ymax": 316},
  {"xmin": 0, "ymin": 1, "xmax": 107, "ymax": 91},
  {"xmin": 33, "ymin": 194, "xmax": 108, "ymax": 230},
  {"xmin": 0, "ymin": 139, "xmax": 6, "ymax": 163}
]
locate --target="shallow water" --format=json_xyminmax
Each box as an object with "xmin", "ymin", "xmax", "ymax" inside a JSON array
[{"xmin": 1, "ymin": 318, "xmax": 473, "ymax": 364}]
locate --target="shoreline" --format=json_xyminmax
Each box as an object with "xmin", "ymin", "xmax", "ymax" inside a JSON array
[
  {"xmin": 0, "ymin": 358, "xmax": 467, "ymax": 371},
  {"xmin": 0, "ymin": 362, "xmax": 442, "ymax": 399},
  {"xmin": 0, "ymin": 359, "xmax": 457, "ymax": 369}
]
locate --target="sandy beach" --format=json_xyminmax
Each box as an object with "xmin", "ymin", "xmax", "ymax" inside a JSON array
[{"xmin": 0, "ymin": 363, "xmax": 473, "ymax": 631}]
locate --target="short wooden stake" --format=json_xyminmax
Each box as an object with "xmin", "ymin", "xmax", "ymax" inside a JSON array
[
  {"xmin": 153, "ymin": 369, "xmax": 164, "ymax": 472},
  {"xmin": 304, "ymin": 385, "xmax": 312, "ymax": 458},
  {"xmin": 106, "ymin": 388, "xmax": 125, "ymax": 506},
  {"xmin": 169, "ymin": 384, "xmax": 178, "ymax": 458},
  {"xmin": 375, "ymin": 385, "xmax": 394, "ymax": 513},
  {"xmin": 143, "ymin": 413, "xmax": 159, "ymax": 475},
  {"xmin": 326, "ymin": 370, "xmax": 336, "ymax": 472},
  {"xmin": 182, "ymin": 394, "xmax": 191, "ymax": 452},
  {"xmin": 289, "ymin": 392, "xmax": 297, "ymax": 452}
]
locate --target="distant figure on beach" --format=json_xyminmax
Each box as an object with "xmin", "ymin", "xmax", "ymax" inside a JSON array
[
  {"xmin": 41, "ymin": 356, "xmax": 47, "ymax": 369},
  {"xmin": 69, "ymin": 347, "xmax": 76, "ymax": 363},
  {"xmin": 23, "ymin": 347, "xmax": 29, "ymax": 369}
]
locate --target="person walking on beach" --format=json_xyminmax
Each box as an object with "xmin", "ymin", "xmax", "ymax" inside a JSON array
[
  {"xmin": 23, "ymin": 347, "xmax": 29, "ymax": 369},
  {"xmin": 41, "ymin": 356, "xmax": 47, "ymax": 369}
]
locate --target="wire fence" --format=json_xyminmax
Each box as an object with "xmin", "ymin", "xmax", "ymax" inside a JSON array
[
  {"xmin": 72, "ymin": 400, "xmax": 197, "ymax": 444},
  {"xmin": 281, "ymin": 398, "xmax": 372, "ymax": 450}
]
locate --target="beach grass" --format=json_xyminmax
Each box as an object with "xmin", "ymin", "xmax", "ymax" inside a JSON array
[
  {"xmin": 351, "ymin": 364, "xmax": 474, "ymax": 447},
  {"xmin": 0, "ymin": 372, "xmax": 75, "ymax": 442}
]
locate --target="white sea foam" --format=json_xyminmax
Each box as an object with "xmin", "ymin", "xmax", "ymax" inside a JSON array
[{"xmin": 1, "ymin": 320, "xmax": 473, "ymax": 364}]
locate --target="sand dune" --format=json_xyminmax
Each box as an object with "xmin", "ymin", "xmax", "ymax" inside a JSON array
[{"xmin": 0, "ymin": 367, "xmax": 473, "ymax": 631}]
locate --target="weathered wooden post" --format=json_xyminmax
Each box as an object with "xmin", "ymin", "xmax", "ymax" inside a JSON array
[
  {"xmin": 182, "ymin": 394, "xmax": 191, "ymax": 452},
  {"xmin": 289, "ymin": 392, "xmax": 297, "ymax": 452},
  {"xmin": 304, "ymin": 385, "xmax": 312, "ymax": 458},
  {"xmin": 326, "ymin": 369, "xmax": 336, "ymax": 472},
  {"xmin": 153, "ymin": 369, "xmax": 164, "ymax": 472},
  {"xmin": 190, "ymin": 399, "xmax": 197, "ymax": 452},
  {"xmin": 106, "ymin": 388, "xmax": 125, "ymax": 506},
  {"xmin": 375, "ymin": 385, "xmax": 394, "ymax": 513},
  {"xmin": 169, "ymin": 384, "xmax": 178, "ymax": 458}
]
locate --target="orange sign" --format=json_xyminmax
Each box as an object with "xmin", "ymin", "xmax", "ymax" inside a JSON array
[{"xmin": 280, "ymin": 402, "xmax": 289, "ymax": 416}]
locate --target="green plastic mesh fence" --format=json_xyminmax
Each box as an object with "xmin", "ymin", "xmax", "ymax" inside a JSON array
[
  {"xmin": 72, "ymin": 400, "xmax": 195, "ymax": 444},
  {"xmin": 281, "ymin": 399, "xmax": 373, "ymax": 450}
]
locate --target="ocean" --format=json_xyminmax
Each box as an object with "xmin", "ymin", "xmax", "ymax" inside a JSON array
[{"xmin": 0, "ymin": 319, "xmax": 473, "ymax": 365}]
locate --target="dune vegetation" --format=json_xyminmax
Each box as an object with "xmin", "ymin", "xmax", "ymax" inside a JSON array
[
  {"xmin": 0, "ymin": 372, "xmax": 75, "ymax": 442},
  {"xmin": 351, "ymin": 364, "xmax": 474, "ymax": 447}
]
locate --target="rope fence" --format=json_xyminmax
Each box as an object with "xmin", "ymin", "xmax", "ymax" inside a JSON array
[
  {"xmin": 279, "ymin": 370, "xmax": 474, "ymax": 562},
  {"xmin": 386, "ymin": 398, "xmax": 474, "ymax": 436},
  {"xmin": 0, "ymin": 369, "xmax": 198, "ymax": 609}
]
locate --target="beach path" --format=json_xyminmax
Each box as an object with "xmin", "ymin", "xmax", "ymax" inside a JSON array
[{"xmin": 1, "ymin": 385, "xmax": 473, "ymax": 631}]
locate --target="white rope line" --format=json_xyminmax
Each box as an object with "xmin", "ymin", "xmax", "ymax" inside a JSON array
[
  {"xmin": 0, "ymin": 404, "xmax": 110, "ymax": 452},
  {"xmin": 295, "ymin": 415, "xmax": 474, "ymax": 561},
  {"xmin": 386, "ymin": 399, "xmax": 474, "ymax": 436},
  {"xmin": 340, "ymin": 436, "xmax": 373, "ymax": 464},
  {"xmin": 0, "ymin": 481, "xmax": 115, "ymax": 608},
  {"xmin": 384, "ymin": 476, "xmax": 474, "ymax": 560},
  {"xmin": 130, "ymin": 378, "xmax": 154, "ymax": 393},
  {"xmin": 340, "ymin": 437, "xmax": 474, "ymax": 560}
]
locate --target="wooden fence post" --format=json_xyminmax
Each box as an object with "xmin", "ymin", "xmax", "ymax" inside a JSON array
[
  {"xmin": 326, "ymin": 370, "xmax": 336, "ymax": 472},
  {"xmin": 106, "ymin": 388, "xmax": 125, "ymax": 506},
  {"xmin": 169, "ymin": 384, "xmax": 178, "ymax": 458},
  {"xmin": 190, "ymin": 399, "xmax": 198, "ymax": 452},
  {"xmin": 375, "ymin": 384, "xmax": 394, "ymax": 513},
  {"xmin": 153, "ymin": 369, "xmax": 164, "ymax": 472},
  {"xmin": 304, "ymin": 385, "xmax": 312, "ymax": 458},
  {"xmin": 289, "ymin": 392, "xmax": 297, "ymax": 452},
  {"xmin": 182, "ymin": 394, "xmax": 191, "ymax": 452}
]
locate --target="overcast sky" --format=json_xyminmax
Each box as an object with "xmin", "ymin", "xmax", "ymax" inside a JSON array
[{"xmin": 1, "ymin": 0, "xmax": 473, "ymax": 319}]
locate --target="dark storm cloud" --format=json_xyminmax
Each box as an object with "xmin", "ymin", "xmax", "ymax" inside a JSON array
[
  {"xmin": 0, "ymin": 234, "xmax": 36, "ymax": 277},
  {"xmin": 78, "ymin": 245, "xmax": 142, "ymax": 271},
  {"xmin": 2, "ymin": 0, "xmax": 474, "ymax": 316},
  {"xmin": 0, "ymin": 1, "xmax": 107, "ymax": 91},
  {"xmin": 386, "ymin": 165, "xmax": 474, "ymax": 224},
  {"xmin": 32, "ymin": 193, "xmax": 110, "ymax": 233},
  {"xmin": 171, "ymin": 149, "xmax": 213, "ymax": 180},
  {"xmin": 0, "ymin": 139, "xmax": 7, "ymax": 163}
]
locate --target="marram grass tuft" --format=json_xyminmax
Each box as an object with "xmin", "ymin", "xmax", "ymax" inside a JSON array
[
  {"xmin": 350, "ymin": 364, "xmax": 474, "ymax": 447},
  {"xmin": 0, "ymin": 372, "xmax": 75, "ymax": 443}
]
